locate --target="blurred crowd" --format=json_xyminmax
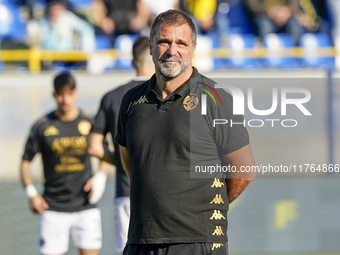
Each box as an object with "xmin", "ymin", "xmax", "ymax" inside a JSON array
[{"xmin": 0, "ymin": 0, "xmax": 338, "ymax": 69}]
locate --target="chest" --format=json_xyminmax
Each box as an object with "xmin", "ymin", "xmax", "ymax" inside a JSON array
[
  {"xmin": 124, "ymin": 95, "xmax": 216, "ymax": 152},
  {"xmin": 125, "ymin": 98, "xmax": 190, "ymax": 146},
  {"xmin": 41, "ymin": 120, "xmax": 90, "ymax": 156}
]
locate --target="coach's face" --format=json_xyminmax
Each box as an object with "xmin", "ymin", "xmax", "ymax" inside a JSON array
[{"xmin": 150, "ymin": 23, "xmax": 196, "ymax": 78}]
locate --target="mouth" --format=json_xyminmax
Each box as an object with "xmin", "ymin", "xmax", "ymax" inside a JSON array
[
  {"xmin": 161, "ymin": 60, "xmax": 180, "ymax": 65},
  {"xmin": 61, "ymin": 105, "xmax": 69, "ymax": 110}
]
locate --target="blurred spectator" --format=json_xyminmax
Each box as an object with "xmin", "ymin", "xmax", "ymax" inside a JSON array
[
  {"xmin": 37, "ymin": 1, "xmax": 95, "ymax": 51},
  {"xmin": 245, "ymin": 0, "xmax": 304, "ymax": 43},
  {"xmin": 90, "ymin": 0, "xmax": 148, "ymax": 39},
  {"xmin": 298, "ymin": 0, "xmax": 329, "ymax": 33},
  {"xmin": 23, "ymin": 0, "xmax": 71, "ymax": 20},
  {"xmin": 179, "ymin": 0, "xmax": 229, "ymax": 41},
  {"xmin": 328, "ymin": 0, "xmax": 340, "ymax": 39}
]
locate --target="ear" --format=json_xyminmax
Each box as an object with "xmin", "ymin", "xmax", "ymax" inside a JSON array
[{"xmin": 190, "ymin": 43, "xmax": 197, "ymax": 58}]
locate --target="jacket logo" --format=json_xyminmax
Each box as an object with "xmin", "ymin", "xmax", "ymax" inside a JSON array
[
  {"xmin": 212, "ymin": 226, "xmax": 224, "ymax": 236},
  {"xmin": 44, "ymin": 125, "xmax": 59, "ymax": 136},
  {"xmin": 210, "ymin": 194, "xmax": 224, "ymax": 204},
  {"xmin": 183, "ymin": 93, "xmax": 198, "ymax": 111},
  {"xmin": 211, "ymin": 178, "xmax": 225, "ymax": 188},
  {"xmin": 210, "ymin": 210, "xmax": 226, "ymax": 220},
  {"xmin": 133, "ymin": 95, "xmax": 149, "ymax": 106},
  {"xmin": 211, "ymin": 243, "xmax": 224, "ymax": 250}
]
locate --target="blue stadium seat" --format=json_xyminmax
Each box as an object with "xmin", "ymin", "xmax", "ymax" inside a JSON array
[
  {"xmin": 0, "ymin": 2, "xmax": 27, "ymax": 41},
  {"xmin": 113, "ymin": 34, "xmax": 138, "ymax": 70},
  {"xmin": 47, "ymin": 35, "xmax": 112, "ymax": 72},
  {"xmin": 31, "ymin": 0, "xmax": 48, "ymax": 12},
  {"xmin": 194, "ymin": 35, "xmax": 214, "ymax": 72},
  {"xmin": 68, "ymin": 0, "xmax": 92, "ymax": 10},
  {"xmin": 227, "ymin": 33, "xmax": 262, "ymax": 69},
  {"xmin": 262, "ymin": 33, "xmax": 300, "ymax": 69},
  {"xmin": 210, "ymin": 33, "xmax": 227, "ymax": 70},
  {"xmin": 299, "ymin": 33, "xmax": 335, "ymax": 69},
  {"xmin": 194, "ymin": 35, "xmax": 227, "ymax": 71},
  {"xmin": 0, "ymin": 61, "xmax": 5, "ymax": 71},
  {"xmin": 95, "ymin": 35, "xmax": 112, "ymax": 50},
  {"xmin": 51, "ymin": 62, "xmax": 81, "ymax": 71},
  {"xmin": 227, "ymin": 0, "xmax": 252, "ymax": 34},
  {"xmin": 0, "ymin": 0, "xmax": 16, "ymax": 5}
]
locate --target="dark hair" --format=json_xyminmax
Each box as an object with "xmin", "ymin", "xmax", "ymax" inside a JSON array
[
  {"xmin": 150, "ymin": 9, "xmax": 197, "ymax": 44},
  {"xmin": 53, "ymin": 71, "xmax": 76, "ymax": 93},
  {"xmin": 132, "ymin": 36, "xmax": 150, "ymax": 70}
]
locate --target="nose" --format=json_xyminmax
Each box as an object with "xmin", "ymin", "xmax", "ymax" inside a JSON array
[
  {"xmin": 166, "ymin": 43, "xmax": 178, "ymax": 56},
  {"xmin": 62, "ymin": 95, "xmax": 70, "ymax": 104}
]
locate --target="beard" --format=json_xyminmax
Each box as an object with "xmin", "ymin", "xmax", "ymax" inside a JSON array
[{"xmin": 152, "ymin": 53, "xmax": 191, "ymax": 79}]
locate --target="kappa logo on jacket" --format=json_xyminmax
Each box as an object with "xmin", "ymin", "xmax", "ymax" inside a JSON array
[{"xmin": 44, "ymin": 125, "xmax": 59, "ymax": 136}]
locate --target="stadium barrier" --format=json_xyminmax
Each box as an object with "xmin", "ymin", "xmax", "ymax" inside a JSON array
[{"xmin": 0, "ymin": 47, "xmax": 337, "ymax": 73}]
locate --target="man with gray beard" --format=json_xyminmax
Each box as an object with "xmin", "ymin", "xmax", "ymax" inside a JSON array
[{"xmin": 115, "ymin": 9, "xmax": 256, "ymax": 255}]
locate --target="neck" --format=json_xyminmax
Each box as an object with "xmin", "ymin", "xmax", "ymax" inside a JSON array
[
  {"xmin": 136, "ymin": 67, "xmax": 154, "ymax": 78},
  {"xmin": 55, "ymin": 107, "xmax": 80, "ymax": 122},
  {"xmin": 156, "ymin": 66, "xmax": 193, "ymax": 100}
]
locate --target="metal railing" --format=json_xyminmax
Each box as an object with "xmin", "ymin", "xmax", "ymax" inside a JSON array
[{"xmin": 0, "ymin": 47, "xmax": 337, "ymax": 73}]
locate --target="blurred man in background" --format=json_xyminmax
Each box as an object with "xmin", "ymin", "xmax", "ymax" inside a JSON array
[
  {"xmin": 245, "ymin": 0, "xmax": 307, "ymax": 43},
  {"xmin": 20, "ymin": 71, "xmax": 109, "ymax": 255},
  {"xmin": 37, "ymin": 1, "xmax": 95, "ymax": 51},
  {"xmin": 88, "ymin": 36, "xmax": 154, "ymax": 253},
  {"xmin": 180, "ymin": 0, "xmax": 230, "ymax": 42},
  {"xmin": 90, "ymin": 0, "xmax": 149, "ymax": 42}
]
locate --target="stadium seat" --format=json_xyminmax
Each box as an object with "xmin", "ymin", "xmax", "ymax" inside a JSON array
[
  {"xmin": 0, "ymin": 61, "xmax": 5, "ymax": 71},
  {"xmin": 87, "ymin": 36, "xmax": 115, "ymax": 73},
  {"xmin": 262, "ymin": 33, "xmax": 300, "ymax": 69},
  {"xmin": 113, "ymin": 34, "xmax": 138, "ymax": 70},
  {"xmin": 51, "ymin": 62, "xmax": 81, "ymax": 72},
  {"xmin": 299, "ymin": 33, "xmax": 335, "ymax": 69},
  {"xmin": 194, "ymin": 35, "xmax": 226, "ymax": 72},
  {"xmin": 227, "ymin": 0, "xmax": 252, "ymax": 34},
  {"xmin": 227, "ymin": 33, "xmax": 262, "ymax": 69},
  {"xmin": 68, "ymin": 0, "xmax": 92, "ymax": 10},
  {"xmin": 210, "ymin": 33, "xmax": 227, "ymax": 70},
  {"xmin": 95, "ymin": 35, "xmax": 112, "ymax": 50},
  {"xmin": 0, "ymin": 2, "xmax": 27, "ymax": 41}
]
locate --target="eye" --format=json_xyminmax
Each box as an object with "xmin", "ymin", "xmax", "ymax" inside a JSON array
[
  {"xmin": 177, "ymin": 41, "xmax": 187, "ymax": 47},
  {"xmin": 158, "ymin": 41, "xmax": 168, "ymax": 47}
]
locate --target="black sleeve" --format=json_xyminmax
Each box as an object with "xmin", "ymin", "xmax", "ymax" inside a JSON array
[
  {"xmin": 22, "ymin": 123, "xmax": 42, "ymax": 161},
  {"xmin": 114, "ymin": 95, "xmax": 128, "ymax": 147},
  {"xmin": 91, "ymin": 95, "xmax": 109, "ymax": 136},
  {"xmin": 213, "ymin": 90, "xmax": 250, "ymax": 155}
]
